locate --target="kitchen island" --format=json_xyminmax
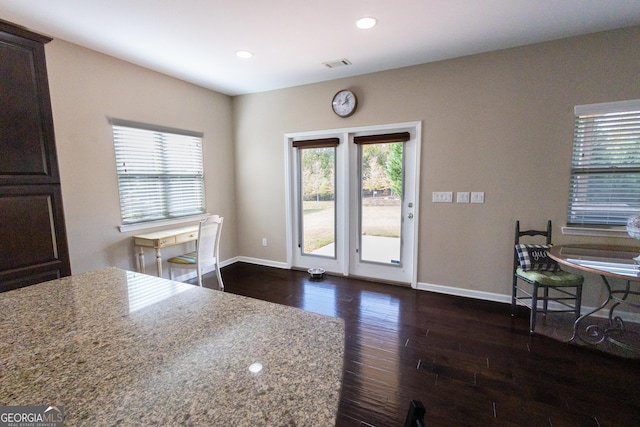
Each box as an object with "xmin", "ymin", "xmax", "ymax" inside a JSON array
[{"xmin": 0, "ymin": 267, "xmax": 344, "ymax": 426}]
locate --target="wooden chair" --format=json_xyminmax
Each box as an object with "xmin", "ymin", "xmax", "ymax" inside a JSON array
[
  {"xmin": 168, "ymin": 215, "xmax": 224, "ymax": 290},
  {"xmin": 512, "ymin": 220, "xmax": 583, "ymax": 333}
]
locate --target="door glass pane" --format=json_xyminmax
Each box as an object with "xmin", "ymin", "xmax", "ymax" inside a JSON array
[
  {"xmin": 360, "ymin": 142, "xmax": 402, "ymax": 264},
  {"xmin": 300, "ymin": 147, "xmax": 336, "ymax": 257}
]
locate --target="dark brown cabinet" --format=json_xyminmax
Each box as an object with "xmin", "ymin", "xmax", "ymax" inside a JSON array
[{"xmin": 0, "ymin": 21, "xmax": 71, "ymax": 291}]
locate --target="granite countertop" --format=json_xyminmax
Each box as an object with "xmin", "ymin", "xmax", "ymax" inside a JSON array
[{"xmin": 0, "ymin": 267, "xmax": 344, "ymax": 426}]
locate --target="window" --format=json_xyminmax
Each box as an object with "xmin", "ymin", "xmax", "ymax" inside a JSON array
[
  {"xmin": 292, "ymin": 138, "xmax": 338, "ymax": 257},
  {"xmin": 110, "ymin": 118, "xmax": 205, "ymax": 226},
  {"xmin": 567, "ymin": 100, "xmax": 640, "ymax": 227}
]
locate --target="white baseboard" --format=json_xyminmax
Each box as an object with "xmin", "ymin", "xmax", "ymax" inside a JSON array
[
  {"xmin": 417, "ymin": 281, "xmax": 640, "ymax": 324},
  {"xmin": 192, "ymin": 259, "xmax": 640, "ymax": 324},
  {"xmin": 416, "ymin": 281, "xmax": 510, "ymax": 303},
  {"xmin": 235, "ymin": 256, "xmax": 290, "ymax": 270}
]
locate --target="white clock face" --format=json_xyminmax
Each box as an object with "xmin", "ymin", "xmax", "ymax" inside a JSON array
[{"xmin": 332, "ymin": 90, "xmax": 357, "ymax": 117}]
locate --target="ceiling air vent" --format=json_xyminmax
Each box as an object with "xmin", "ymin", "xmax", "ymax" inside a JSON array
[{"xmin": 322, "ymin": 58, "xmax": 352, "ymax": 69}]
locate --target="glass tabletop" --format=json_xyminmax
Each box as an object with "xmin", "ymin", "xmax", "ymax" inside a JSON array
[{"xmin": 549, "ymin": 245, "xmax": 640, "ymax": 280}]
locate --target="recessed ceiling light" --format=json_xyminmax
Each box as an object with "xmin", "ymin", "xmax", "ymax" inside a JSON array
[
  {"xmin": 236, "ymin": 50, "xmax": 253, "ymax": 59},
  {"xmin": 356, "ymin": 17, "xmax": 377, "ymax": 30}
]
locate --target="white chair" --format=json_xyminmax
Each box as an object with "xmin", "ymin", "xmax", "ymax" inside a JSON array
[{"xmin": 168, "ymin": 215, "xmax": 224, "ymax": 290}]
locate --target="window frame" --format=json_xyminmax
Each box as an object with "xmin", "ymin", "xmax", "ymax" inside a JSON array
[
  {"xmin": 565, "ymin": 99, "xmax": 640, "ymax": 233},
  {"xmin": 109, "ymin": 118, "xmax": 207, "ymax": 232}
]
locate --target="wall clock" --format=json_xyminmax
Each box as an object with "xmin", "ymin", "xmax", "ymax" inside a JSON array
[{"xmin": 332, "ymin": 89, "xmax": 358, "ymax": 117}]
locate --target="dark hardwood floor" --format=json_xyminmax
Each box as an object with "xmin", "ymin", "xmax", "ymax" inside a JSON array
[{"xmin": 198, "ymin": 263, "xmax": 640, "ymax": 426}]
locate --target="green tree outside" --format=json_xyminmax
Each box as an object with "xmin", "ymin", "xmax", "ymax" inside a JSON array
[{"xmin": 387, "ymin": 142, "xmax": 403, "ymax": 198}]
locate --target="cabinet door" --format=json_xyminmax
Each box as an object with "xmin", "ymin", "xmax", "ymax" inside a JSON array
[
  {"xmin": 0, "ymin": 185, "xmax": 71, "ymax": 292},
  {"xmin": 0, "ymin": 27, "xmax": 59, "ymax": 185},
  {"xmin": 0, "ymin": 22, "xmax": 71, "ymax": 291}
]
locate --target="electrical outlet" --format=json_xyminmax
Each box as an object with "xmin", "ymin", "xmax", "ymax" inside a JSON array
[
  {"xmin": 471, "ymin": 192, "xmax": 485, "ymax": 203},
  {"xmin": 432, "ymin": 191, "xmax": 453, "ymax": 202},
  {"xmin": 456, "ymin": 192, "xmax": 470, "ymax": 203},
  {"xmin": 262, "ymin": 238, "xmax": 267, "ymax": 246}
]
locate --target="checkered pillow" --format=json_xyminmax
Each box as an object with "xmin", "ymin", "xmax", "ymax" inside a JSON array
[{"xmin": 515, "ymin": 244, "xmax": 560, "ymax": 271}]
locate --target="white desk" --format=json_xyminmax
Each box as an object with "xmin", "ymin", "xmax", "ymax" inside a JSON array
[{"xmin": 133, "ymin": 225, "xmax": 198, "ymax": 277}]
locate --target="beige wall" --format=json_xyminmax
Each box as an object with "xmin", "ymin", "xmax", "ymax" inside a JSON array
[
  {"xmin": 45, "ymin": 39, "xmax": 237, "ymax": 276},
  {"xmin": 43, "ymin": 27, "xmax": 640, "ymax": 308},
  {"xmin": 233, "ymin": 27, "xmax": 640, "ymax": 305}
]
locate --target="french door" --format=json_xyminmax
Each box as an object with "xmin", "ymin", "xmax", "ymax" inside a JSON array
[{"xmin": 286, "ymin": 122, "xmax": 420, "ymax": 286}]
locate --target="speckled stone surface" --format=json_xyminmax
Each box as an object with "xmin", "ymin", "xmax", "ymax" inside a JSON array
[{"xmin": 0, "ymin": 268, "xmax": 344, "ymax": 426}]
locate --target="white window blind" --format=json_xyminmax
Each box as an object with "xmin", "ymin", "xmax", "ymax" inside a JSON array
[
  {"xmin": 110, "ymin": 119, "xmax": 205, "ymax": 225},
  {"xmin": 567, "ymin": 100, "xmax": 640, "ymax": 226}
]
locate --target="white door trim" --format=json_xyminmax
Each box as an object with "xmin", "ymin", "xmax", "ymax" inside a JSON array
[{"xmin": 284, "ymin": 121, "xmax": 421, "ymax": 286}]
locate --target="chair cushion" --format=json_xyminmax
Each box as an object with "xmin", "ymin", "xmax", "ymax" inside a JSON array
[
  {"xmin": 167, "ymin": 251, "xmax": 197, "ymax": 265},
  {"xmin": 515, "ymin": 244, "xmax": 560, "ymax": 271},
  {"xmin": 516, "ymin": 267, "xmax": 584, "ymax": 287}
]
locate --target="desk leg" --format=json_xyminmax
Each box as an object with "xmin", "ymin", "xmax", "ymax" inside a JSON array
[
  {"xmin": 137, "ymin": 247, "xmax": 146, "ymax": 274},
  {"xmin": 155, "ymin": 248, "xmax": 163, "ymax": 277}
]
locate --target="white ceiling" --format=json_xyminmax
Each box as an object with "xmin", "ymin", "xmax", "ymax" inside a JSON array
[{"xmin": 2, "ymin": 0, "xmax": 640, "ymax": 96}]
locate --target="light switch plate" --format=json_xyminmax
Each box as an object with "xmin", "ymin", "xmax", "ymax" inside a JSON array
[
  {"xmin": 471, "ymin": 192, "xmax": 485, "ymax": 203},
  {"xmin": 432, "ymin": 191, "xmax": 453, "ymax": 202},
  {"xmin": 456, "ymin": 192, "xmax": 470, "ymax": 203}
]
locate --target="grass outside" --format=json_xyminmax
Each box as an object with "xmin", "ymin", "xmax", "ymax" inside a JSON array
[{"xmin": 302, "ymin": 199, "xmax": 401, "ymax": 253}]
